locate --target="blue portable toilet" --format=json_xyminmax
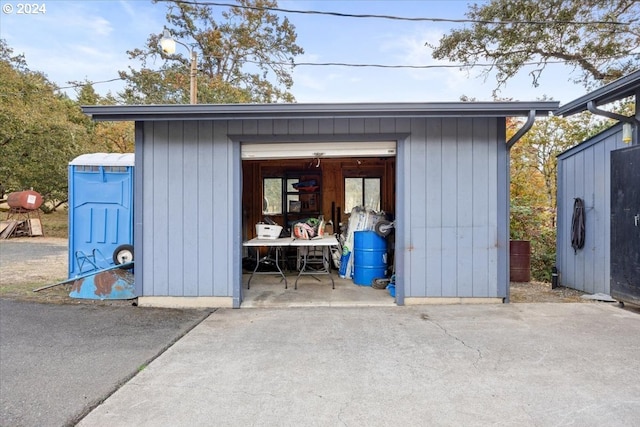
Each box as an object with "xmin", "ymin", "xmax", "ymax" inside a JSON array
[{"xmin": 68, "ymin": 153, "xmax": 134, "ymax": 278}]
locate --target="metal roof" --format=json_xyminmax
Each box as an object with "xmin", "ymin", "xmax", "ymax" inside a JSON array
[
  {"xmin": 82, "ymin": 101, "xmax": 558, "ymax": 122},
  {"xmin": 69, "ymin": 153, "xmax": 135, "ymax": 166},
  {"xmin": 555, "ymin": 69, "xmax": 640, "ymax": 117}
]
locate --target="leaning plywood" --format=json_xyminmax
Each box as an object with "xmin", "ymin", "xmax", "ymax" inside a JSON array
[
  {"xmin": 0, "ymin": 220, "xmax": 19, "ymax": 239},
  {"xmin": 28, "ymin": 219, "xmax": 43, "ymax": 236}
]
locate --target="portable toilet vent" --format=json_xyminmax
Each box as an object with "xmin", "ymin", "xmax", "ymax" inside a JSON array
[{"xmin": 68, "ymin": 153, "xmax": 134, "ymax": 278}]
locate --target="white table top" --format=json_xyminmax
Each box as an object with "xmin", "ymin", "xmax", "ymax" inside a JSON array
[
  {"xmin": 242, "ymin": 237, "xmax": 294, "ymax": 247},
  {"xmin": 290, "ymin": 235, "xmax": 339, "ymax": 246},
  {"xmin": 243, "ymin": 235, "xmax": 339, "ymax": 247}
]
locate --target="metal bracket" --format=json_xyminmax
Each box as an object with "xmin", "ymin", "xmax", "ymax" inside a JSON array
[{"xmin": 587, "ymin": 101, "xmax": 639, "ymax": 125}]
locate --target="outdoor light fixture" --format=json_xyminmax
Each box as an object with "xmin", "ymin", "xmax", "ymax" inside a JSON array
[
  {"xmin": 622, "ymin": 122, "xmax": 633, "ymax": 144},
  {"xmin": 159, "ymin": 29, "xmax": 176, "ymax": 54},
  {"xmin": 159, "ymin": 29, "xmax": 198, "ymax": 104}
]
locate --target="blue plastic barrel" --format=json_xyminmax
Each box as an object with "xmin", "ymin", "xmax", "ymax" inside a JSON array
[{"xmin": 353, "ymin": 231, "xmax": 387, "ymax": 286}]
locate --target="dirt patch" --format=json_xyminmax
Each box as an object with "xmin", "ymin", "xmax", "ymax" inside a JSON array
[
  {"xmin": 509, "ymin": 281, "xmax": 591, "ymax": 303},
  {"xmin": 0, "ymin": 237, "xmax": 132, "ymax": 306}
]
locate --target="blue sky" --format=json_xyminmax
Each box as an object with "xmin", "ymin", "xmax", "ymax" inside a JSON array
[{"xmin": 0, "ymin": 0, "xmax": 590, "ymax": 104}]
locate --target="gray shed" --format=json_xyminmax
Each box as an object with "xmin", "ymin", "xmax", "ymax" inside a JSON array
[
  {"xmin": 83, "ymin": 102, "xmax": 557, "ymax": 308},
  {"xmin": 555, "ymin": 71, "xmax": 640, "ymax": 296}
]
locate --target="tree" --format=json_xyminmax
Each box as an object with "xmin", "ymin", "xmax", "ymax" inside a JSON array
[
  {"xmin": 0, "ymin": 40, "xmax": 92, "ymax": 209},
  {"xmin": 91, "ymin": 121, "xmax": 135, "ymax": 153},
  {"xmin": 508, "ymin": 112, "xmax": 604, "ymax": 281},
  {"xmin": 72, "ymin": 81, "xmax": 135, "ymax": 153},
  {"xmin": 518, "ymin": 113, "xmax": 599, "ymax": 211},
  {"xmin": 119, "ymin": 0, "xmax": 304, "ymax": 104},
  {"xmin": 430, "ymin": 0, "xmax": 640, "ymax": 93}
]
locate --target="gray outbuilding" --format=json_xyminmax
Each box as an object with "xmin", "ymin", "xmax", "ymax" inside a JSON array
[
  {"xmin": 555, "ymin": 71, "xmax": 640, "ymax": 297},
  {"xmin": 83, "ymin": 102, "xmax": 557, "ymax": 308}
]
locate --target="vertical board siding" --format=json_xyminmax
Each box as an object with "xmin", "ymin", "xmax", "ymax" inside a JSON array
[
  {"xmin": 288, "ymin": 119, "xmax": 304, "ymax": 134},
  {"xmin": 405, "ymin": 117, "xmax": 500, "ymax": 298},
  {"xmin": 380, "ymin": 118, "xmax": 396, "ymax": 134},
  {"xmin": 182, "ymin": 122, "xmax": 199, "ymax": 296},
  {"xmin": 425, "ymin": 119, "xmax": 443, "ymax": 297},
  {"xmin": 471, "ymin": 118, "xmax": 492, "ymax": 297},
  {"xmin": 212, "ymin": 120, "xmax": 232, "ymax": 297},
  {"xmin": 303, "ymin": 119, "xmax": 319, "ymax": 134},
  {"xmin": 557, "ymin": 126, "xmax": 625, "ymax": 294},
  {"xmin": 142, "ymin": 121, "xmax": 235, "ymax": 297},
  {"xmin": 593, "ymin": 141, "xmax": 607, "ymax": 293},
  {"xmin": 334, "ymin": 118, "xmax": 349, "ymax": 134},
  {"xmin": 197, "ymin": 121, "xmax": 215, "ymax": 296},
  {"xmin": 146, "ymin": 121, "xmax": 169, "ymax": 295},
  {"xmin": 456, "ymin": 118, "xmax": 474, "ymax": 296},
  {"xmin": 167, "ymin": 123, "xmax": 185, "ymax": 296},
  {"xmin": 441, "ymin": 118, "xmax": 460, "ymax": 294},
  {"xmin": 408, "ymin": 118, "xmax": 427, "ymax": 297},
  {"xmin": 583, "ymin": 147, "xmax": 595, "ymax": 294},
  {"xmin": 141, "ymin": 117, "xmax": 502, "ymax": 299}
]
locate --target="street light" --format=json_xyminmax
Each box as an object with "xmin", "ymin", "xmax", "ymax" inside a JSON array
[{"xmin": 160, "ymin": 29, "xmax": 198, "ymax": 104}]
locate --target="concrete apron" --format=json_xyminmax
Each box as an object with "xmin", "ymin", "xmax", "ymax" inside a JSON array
[
  {"xmin": 78, "ymin": 303, "xmax": 640, "ymax": 426},
  {"xmin": 242, "ymin": 272, "xmax": 396, "ymax": 308}
]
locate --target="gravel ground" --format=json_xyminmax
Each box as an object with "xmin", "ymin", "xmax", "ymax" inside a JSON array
[
  {"xmin": 0, "ymin": 237, "xmax": 68, "ymax": 283},
  {"xmin": 509, "ymin": 280, "xmax": 590, "ymax": 303}
]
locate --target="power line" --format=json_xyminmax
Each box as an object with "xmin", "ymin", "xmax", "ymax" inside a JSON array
[
  {"xmin": 288, "ymin": 55, "xmax": 637, "ymax": 69},
  {"xmin": 160, "ymin": 0, "xmax": 633, "ymax": 26},
  {"xmin": 58, "ymin": 53, "xmax": 638, "ymax": 90},
  {"xmin": 57, "ymin": 77, "xmax": 125, "ymax": 90}
]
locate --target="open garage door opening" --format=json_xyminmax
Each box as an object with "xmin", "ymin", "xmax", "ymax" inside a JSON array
[{"xmin": 240, "ymin": 140, "xmax": 398, "ymax": 307}]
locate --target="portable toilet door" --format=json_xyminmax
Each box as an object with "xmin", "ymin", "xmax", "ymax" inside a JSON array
[{"xmin": 68, "ymin": 153, "xmax": 134, "ymax": 278}]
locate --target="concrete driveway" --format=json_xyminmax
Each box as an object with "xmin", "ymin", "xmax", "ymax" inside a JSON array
[{"xmin": 77, "ymin": 303, "xmax": 640, "ymax": 426}]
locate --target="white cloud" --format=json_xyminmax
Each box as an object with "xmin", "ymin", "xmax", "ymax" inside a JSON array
[
  {"xmin": 78, "ymin": 16, "xmax": 113, "ymax": 37},
  {"xmin": 119, "ymin": 0, "xmax": 136, "ymax": 18}
]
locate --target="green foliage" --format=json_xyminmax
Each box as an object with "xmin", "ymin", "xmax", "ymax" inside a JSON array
[
  {"xmin": 509, "ymin": 113, "xmax": 605, "ymax": 281},
  {"xmin": 119, "ymin": 0, "xmax": 304, "ymax": 104},
  {"xmin": 71, "ymin": 80, "xmax": 135, "ymax": 153},
  {"xmin": 0, "ymin": 40, "xmax": 93, "ymax": 208},
  {"xmin": 430, "ymin": 0, "xmax": 640, "ymax": 94}
]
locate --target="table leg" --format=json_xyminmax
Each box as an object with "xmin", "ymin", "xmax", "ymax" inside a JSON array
[
  {"xmin": 247, "ymin": 247, "xmax": 288, "ymax": 289},
  {"xmin": 275, "ymin": 247, "xmax": 288, "ymax": 289},
  {"xmin": 295, "ymin": 246, "xmax": 335, "ymax": 289},
  {"xmin": 324, "ymin": 246, "xmax": 335, "ymax": 289},
  {"xmin": 247, "ymin": 250, "xmax": 260, "ymax": 289},
  {"xmin": 294, "ymin": 250, "xmax": 307, "ymax": 290}
]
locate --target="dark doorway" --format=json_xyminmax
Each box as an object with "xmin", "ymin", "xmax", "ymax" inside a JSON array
[{"xmin": 611, "ymin": 144, "xmax": 640, "ymax": 305}]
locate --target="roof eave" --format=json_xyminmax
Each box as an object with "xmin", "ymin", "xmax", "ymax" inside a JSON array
[
  {"xmin": 82, "ymin": 102, "xmax": 559, "ymax": 122},
  {"xmin": 555, "ymin": 69, "xmax": 640, "ymax": 117}
]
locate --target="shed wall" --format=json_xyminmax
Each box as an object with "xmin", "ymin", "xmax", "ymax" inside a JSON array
[
  {"xmin": 402, "ymin": 117, "xmax": 502, "ymax": 298},
  {"xmin": 556, "ymin": 124, "xmax": 626, "ymax": 294},
  {"xmin": 139, "ymin": 121, "xmax": 238, "ymax": 298},
  {"xmin": 137, "ymin": 117, "xmax": 504, "ymax": 302}
]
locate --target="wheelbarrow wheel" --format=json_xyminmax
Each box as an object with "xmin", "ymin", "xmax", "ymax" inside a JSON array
[{"xmin": 113, "ymin": 244, "xmax": 134, "ymax": 269}]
